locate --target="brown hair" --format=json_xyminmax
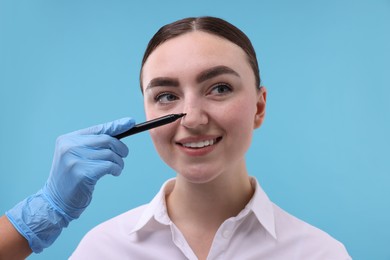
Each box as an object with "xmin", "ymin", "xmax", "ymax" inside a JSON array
[{"xmin": 140, "ymin": 16, "xmax": 261, "ymax": 92}]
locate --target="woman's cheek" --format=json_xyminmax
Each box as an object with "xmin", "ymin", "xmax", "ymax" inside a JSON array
[
  {"xmin": 149, "ymin": 127, "xmax": 166, "ymax": 146},
  {"xmin": 226, "ymin": 98, "xmax": 258, "ymax": 136},
  {"xmin": 149, "ymin": 124, "xmax": 174, "ymax": 153}
]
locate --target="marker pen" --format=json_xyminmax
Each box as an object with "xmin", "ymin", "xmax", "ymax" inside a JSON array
[{"xmin": 114, "ymin": 113, "xmax": 186, "ymax": 139}]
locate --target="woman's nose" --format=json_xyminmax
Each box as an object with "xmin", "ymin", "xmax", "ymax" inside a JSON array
[{"xmin": 180, "ymin": 102, "xmax": 208, "ymax": 129}]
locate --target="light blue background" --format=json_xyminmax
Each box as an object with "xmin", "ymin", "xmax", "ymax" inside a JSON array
[{"xmin": 1, "ymin": 1, "xmax": 389, "ymax": 259}]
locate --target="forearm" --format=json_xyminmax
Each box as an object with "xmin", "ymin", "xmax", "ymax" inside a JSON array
[{"xmin": 0, "ymin": 215, "xmax": 32, "ymax": 259}]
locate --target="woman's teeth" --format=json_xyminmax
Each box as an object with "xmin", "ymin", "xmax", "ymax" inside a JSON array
[{"xmin": 182, "ymin": 139, "xmax": 217, "ymax": 148}]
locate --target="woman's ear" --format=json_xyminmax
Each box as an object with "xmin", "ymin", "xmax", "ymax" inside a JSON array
[{"xmin": 254, "ymin": 86, "xmax": 267, "ymax": 129}]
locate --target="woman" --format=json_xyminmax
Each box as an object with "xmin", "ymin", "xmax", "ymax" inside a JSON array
[
  {"xmin": 2, "ymin": 16, "xmax": 351, "ymax": 259},
  {"xmin": 70, "ymin": 17, "xmax": 350, "ymax": 259}
]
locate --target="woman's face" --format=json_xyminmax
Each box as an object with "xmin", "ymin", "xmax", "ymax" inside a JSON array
[{"xmin": 141, "ymin": 31, "xmax": 266, "ymax": 184}]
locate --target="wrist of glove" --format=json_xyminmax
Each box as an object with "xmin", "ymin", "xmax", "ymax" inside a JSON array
[
  {"xmin": 5, "ymin": 117, "xmax": 135, "ymax": 253},
  {"xmin": 6, "ymin": 189, "xmax": 72, "ymax": 253}
]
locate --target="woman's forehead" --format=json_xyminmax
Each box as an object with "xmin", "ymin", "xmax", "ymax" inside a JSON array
[{"xmin": 142, "ymin": 31, "xmax": 248, "ymax": 74}]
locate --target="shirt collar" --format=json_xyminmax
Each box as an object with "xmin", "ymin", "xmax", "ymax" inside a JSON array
[
  {"xmin": 129, "ymin": 177, "xmax": 277, "ymax": 240},
  {"xmin": 247, "ymin": 177, "xmax": 277, "ymax": 239},
  {"xmin": 129, "ymin": 178, "xmax": 175, "ymax": 234}
]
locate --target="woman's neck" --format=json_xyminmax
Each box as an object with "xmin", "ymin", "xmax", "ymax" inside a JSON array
[
  {"xmin": 166, "ymin": 167, "xmax": 254, "ymax": 230},
  {"xmin": 165, "ymin": 166, "xmax": 254, "ymax": 260}
]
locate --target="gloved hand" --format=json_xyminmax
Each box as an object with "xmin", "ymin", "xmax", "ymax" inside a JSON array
[{"xmin": 6, "ymin": 117, "xmax": 135, "ymax": 253}]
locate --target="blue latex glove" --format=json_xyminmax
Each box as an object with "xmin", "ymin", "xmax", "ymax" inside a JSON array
[{"xmin": 6, "ymin": 117, "xmax": 135, "ymax": 253}]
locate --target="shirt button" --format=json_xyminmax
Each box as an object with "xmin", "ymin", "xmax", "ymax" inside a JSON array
[{"xmin": 222, "ymin": 230, "xmax": 231, "ymax": 238}]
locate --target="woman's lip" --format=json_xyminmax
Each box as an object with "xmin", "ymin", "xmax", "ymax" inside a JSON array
[
  {"xmin": 181, "ymin": 138, "xmax": 217, "ymax": 148},
  {"xmin": 176, "ymin": 135, "xmax": 220, "ymax": 144},
  {"xmin": 175, "ymin": 136, "xmax": 222, "ymax": 156},
  {"xmin": 176, "ymin": 135, "xmax": 222, "ymax": 146}
]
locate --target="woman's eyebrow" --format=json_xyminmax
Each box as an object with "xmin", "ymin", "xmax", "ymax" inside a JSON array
[
  {"xmin": 196, "ymin": 65, "xmax": 240, "ymax": 83},
  {"xmin": 146, "ymin": 77, "xmax": 179, "ymax": 90},
  {"xmin": 145, "ymin": 66, "xmax": 239, "ymax": 91}
]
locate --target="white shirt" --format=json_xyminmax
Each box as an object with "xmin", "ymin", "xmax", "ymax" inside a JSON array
[{"xmin": 70, "ymin": 178, "xmax": 351, "ymax": 259}]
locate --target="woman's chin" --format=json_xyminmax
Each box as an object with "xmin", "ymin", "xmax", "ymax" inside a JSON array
[{"xmin": 176, "ymin": 167, "xmax": 221, "ymax": 184}]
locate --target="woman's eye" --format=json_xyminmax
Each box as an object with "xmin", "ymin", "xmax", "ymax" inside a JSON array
[
  {"xmin": 210, "ymin": 83, "xmax": 232, "ymax": 95},
  {"xmin": 154, "ymin": 92, "xmax": 178, "ymax": 103}
]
